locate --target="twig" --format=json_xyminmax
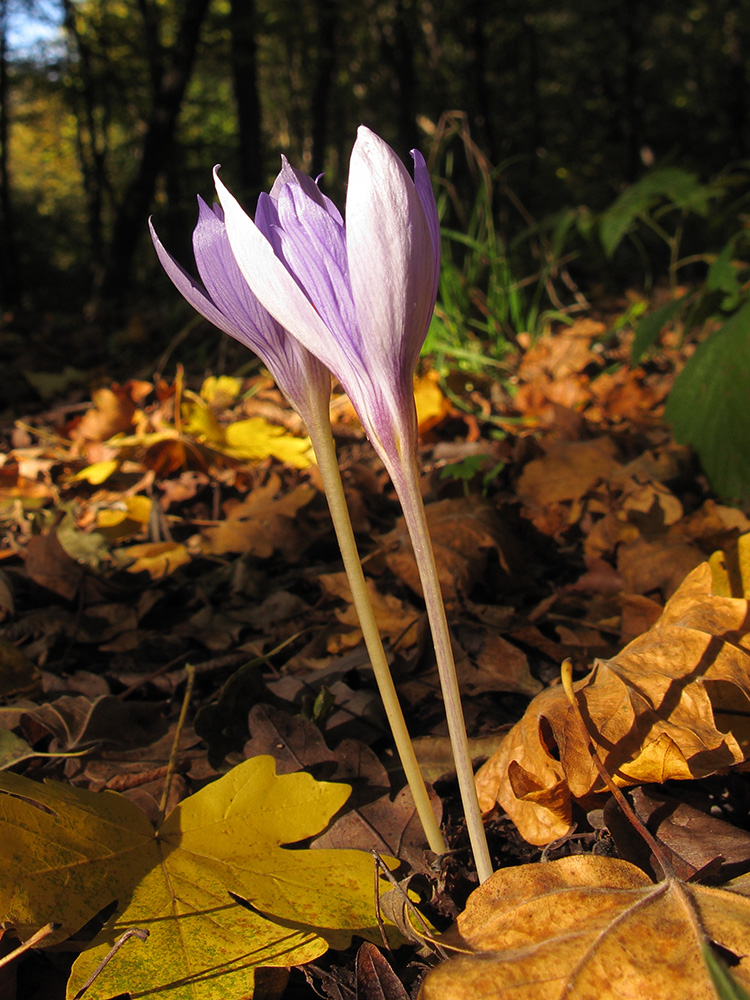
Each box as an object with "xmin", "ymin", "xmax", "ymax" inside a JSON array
[
  {"xmin": 72, "ymin": 928, "xmax": 149, "ymax": 999},
  {"xmin": 0, "ymin": 923, "xmax": 59, "ymax": 970},
  {"xmin": 560, "ymin": 658, "xmax": 674, "ymax": 878},
  {"xmin": 157, "ymin": 663, "xmax": 195, "ymax": 823}
]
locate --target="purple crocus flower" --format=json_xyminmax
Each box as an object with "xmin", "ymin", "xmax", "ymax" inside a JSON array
[
  {"xmin": 212, "ymin": 126, "xmax": 440, "ymax": 480},
  {"xmin": 149, "ymin": 198, "xmax": 331, "ymax": 427}
]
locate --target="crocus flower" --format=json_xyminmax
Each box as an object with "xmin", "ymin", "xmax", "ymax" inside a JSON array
[
  {"xmin": 149, "ymin": 197, "xmax": 331, "ymax": 428},
  {"xmin": 213, "ymin": 125, "xmax": 440, "ymax": 483},
  {"xmin": 149, "ymin": 164, "xmax": 448, "ymax": 859},
  {"xmin": 213, "ymin": 128, "xmax": 492, "ymax": 882}
]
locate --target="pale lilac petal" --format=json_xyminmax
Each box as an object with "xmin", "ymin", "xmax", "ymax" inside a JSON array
[
  {"xmin": 149, "ymin": 217, "xmax": 245, "ymax": 341},
  {"xmin": 275, "ymin": 184, "xmax": 361, "ymax": 354},
  {"xmin": 214, "ymin": 167, "xmax": 356, "ymax": 386},
  {"xmin": 411, "ymin": 149, "xmax": 441, "ymax": 302},
  {"xmin": 150, "ymin": 207, "xmax": 330, "ymax": 422},
  {"xmin": 345, "ymin": 127, "xmax": 436, "ymax": 384},
  {"xmin": 270, "ymin": 155, "xmax": 343, "ymax": 224}
]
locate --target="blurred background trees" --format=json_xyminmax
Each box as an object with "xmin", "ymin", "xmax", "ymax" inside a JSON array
[{"xmin": 1, "ymin": 0, "xmax": 748, "ymax": 315}]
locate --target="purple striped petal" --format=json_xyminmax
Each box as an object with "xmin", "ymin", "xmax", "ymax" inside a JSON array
[{"xmin": 150, "ymin": 202, "xmax": 330, "ymax": 423}]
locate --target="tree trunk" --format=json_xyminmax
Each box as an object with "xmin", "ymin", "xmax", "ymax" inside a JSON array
[
  {"xmin": 0, "ymin": 0, "xmax": 19, "ymax": 308},
  {"xmin": 96, "ymin": 0, "xmax": 212, "ymax": 304},
  {"xmin": 229, "ymin": 0, "xmax": 264, "ymax": 200},
  {"xmin": 310, "ymin": 0, "xmax": 337, "ymax": 178}
]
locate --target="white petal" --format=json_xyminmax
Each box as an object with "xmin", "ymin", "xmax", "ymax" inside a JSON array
[
  {"xmin": 345, "ymin": 127, "xmax": 436, "ymax": 379},
  {"xmin": 214, "ymin": 169, "xmax": 354, "ymax": 381}
]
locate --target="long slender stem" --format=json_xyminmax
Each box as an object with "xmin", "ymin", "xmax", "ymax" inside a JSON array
[
  {"xmin": 390, "ymin": 457, "xmax": 493, "ymax": 883},
  {"xmin": 306, "ymin": 413, "xmax": 446, "ymax": 856}
]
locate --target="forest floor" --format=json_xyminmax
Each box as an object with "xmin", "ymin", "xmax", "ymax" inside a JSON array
[{"xmin": 2, "ymin": 305, "xmax": 750, "ymax": 999}]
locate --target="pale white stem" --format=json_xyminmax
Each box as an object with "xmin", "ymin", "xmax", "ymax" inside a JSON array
[
  {"xmin": 306, "ymin": 412, "xmax": 447, "ymax": 856},
  {"xmin": 390, "ymin": 455, "xmax": 493, "ymax": 883}
]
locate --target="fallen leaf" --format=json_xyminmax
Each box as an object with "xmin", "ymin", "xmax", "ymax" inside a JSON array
[
  {"xmin": 475, "ymin": 563, "xmax": 750, "ymax": 844},
  {"xmin": 0, "ymin": 756, "xmax": 400, "ymax": 1000},
  {"xmin": 414, "ymin": 370, "xmax": 452, "ymax": 433},
  {"xmin": 419, "ymin": 855, "xmax": 750, "ymax": 999},
  {"xmin": 319, "ymin": 572, "xmax": 419, "ymax": 651},
  {"xmin": 200, "ymin": 375, "xmax": 243, "ymax": 407},
  {"xmin": 71, "ymin": 384, "xmax": 138, "ymax": 444},
  {"xmin": 0, "ymin": 636, "xmax": 40, "ymax": 698},
  {"xmin": 459, "ymin": 633, "xmax": 542, "ymax": 698},
  {"xmin": 200, "ymin": 473, "xmax": 315, "ymax": 558},
  {"xmin": 711, "ymin": 532, "xmax": 750, "ymax": 598},
  {"xmin": 114, "ymin": 540, "xmax": 191, "ymax": 579},
  {"xmin": 356, "ymin": 942, "xmax": 409, "ymax": 1000},
  {"xmin": 381, "ymin": 498, "xmax": 515, "ymax": 601},
  {"xmin": 607, "ymin": 786, "xmax": 750, "ymax": 882},
  {"xmin": 243, "ymin": 704, "xmax": 336, "ymax": 774},
  {"xmin": 24, "ymin": 529, "xmax": 85, "ymax": 600},
  {"xmin": 517, "ymin": 437, "xmax": 622, "ymax": 510}
]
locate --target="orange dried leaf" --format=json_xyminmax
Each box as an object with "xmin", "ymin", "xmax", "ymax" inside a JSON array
[
  {"xmin": 420, "ymin": 856, "xmax": 750, "ymax": 1000},
  {"xmin": 200, "ymin": 473, "xmax": 315, "ymax": 558},
  {"xmin": 115, "ymin": 541, "xmax": 191, "ymax": 579},
  {"xmin": 475, "ymin": 563, "xmax": 750, "ymax": 844}
]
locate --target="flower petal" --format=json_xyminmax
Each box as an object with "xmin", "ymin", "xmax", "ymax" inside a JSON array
[
  {"xmin": 151, "ymin": 203, "xmax": 330, "ymax": 422},
  {"xmin": 214, "ymin": 167, "xmax": 355, "ymax": 384},
  {"xmin": 346, "ymin": 127, "xmax": 436, "ymax": 382},
  {"xmin": 149, "ymin": 217, "xmax": 239, "ymax": 339},
  {"xmin": 411, "ymin": 149, "xmax": 441, "ymax": 302},
  {"xmin": 270, "ymin": 155, "xmax": 343, "ymax": 225}
]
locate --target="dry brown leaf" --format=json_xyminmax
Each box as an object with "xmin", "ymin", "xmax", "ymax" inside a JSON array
[
  {"xmin": 475, "ymin": 563, "xmax": 750, "ymax": 844},
  {"xmin": 517, "ymin": 437, "xmax": 622, "ymax": 510},
  {"xmin": 458, "ymin": 633, "xmax": 542, "ymax": 698},
  {"xmin": 319, "ymin": 571, "xmax": 419, "ymax": 651},
  {"xmin": 381, "ymin": 498, "xmax": 515, "ymax": 602},
  {"xmin": 419, "ymin": 855, "xmax": 750, "ymax": 999},
  {"xmin": 200, "ymin": 473, "xmax": 315, "ymax": 558},
  {"xmin": 517, "ymin": 320, "xmax": 604, "ymax": 381}
]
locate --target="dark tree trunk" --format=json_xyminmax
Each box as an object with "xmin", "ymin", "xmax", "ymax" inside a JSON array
[
  {"xmin": 310, "ymin": 0, "xmax": 337, "ymax": 178},
  {"xmin": 229, "ymin": 0, "xmax": 264, "ymax": 200},
  {"xmin": 723, "ymin": 0, "xmax": 748, "ymax": 159},
  {"xmin": 0, "ymin": 0, "xmax": 19, "ymax": 308},
  {"xmin": 620, "ymin": 0, "xmax": 644, "ymax": 181},
  {"xmin": 62, "ymin": 0, "xmax": 109, "ymax": 264},
  {"xmin": 466, "ymin": 0, "xmax": 497, "ymax": 164},
  {"xmin": 379, "ymin": 0, "xmax": 418, "ymax": 156},
  {"xmin": 96, "ymin": 0, "xmax": 212, "ymax": 304}
]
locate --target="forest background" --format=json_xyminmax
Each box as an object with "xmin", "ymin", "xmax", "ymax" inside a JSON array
[{"xmin": 2, "ymin": 0, "xmax": 749, "ymax": 385}]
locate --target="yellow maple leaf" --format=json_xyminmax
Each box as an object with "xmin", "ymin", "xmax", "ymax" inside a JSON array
[
  {"xmin": 223, "ymin": 417, "xmax": 314, "ymax": 468},
  {"xmin": 0, "ymin": 757, "xmax": 401, "ymax": 1000},
  {"xmin": 200, "ymin": 375, "xmax": 243, "ymax": 406}
]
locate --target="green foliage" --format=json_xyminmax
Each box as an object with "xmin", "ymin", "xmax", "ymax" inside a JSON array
[
  {"xmin": 664, "ymin": 300, "xmax": 750, "ymax": 502},
  {"xmin": 600, "ymin": 164, "xmax": 750, "ymax": 501},
  {"xmin": 423, "ymin": 117, "xmax": 585, "ymax": 374},
  {"xmin": 599, "ymin": 167, "xmax": 727, "ymax": 260}
]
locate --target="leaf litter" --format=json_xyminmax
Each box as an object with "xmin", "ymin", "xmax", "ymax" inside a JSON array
[{"xmin": 3, "ymin": 318, "xmax": 750, "ymax": 997}]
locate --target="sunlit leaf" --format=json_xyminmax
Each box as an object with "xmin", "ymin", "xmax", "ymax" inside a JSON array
[{"xmin": 0, "ymin": 756, "xmax": 399, "ymax": 1000}]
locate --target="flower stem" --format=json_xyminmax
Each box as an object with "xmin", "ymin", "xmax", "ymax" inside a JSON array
[
  {"xmin": 391, "ymin": 457, "xmax": 493, "ymax": 883},
  {"xmin": 307, "ymin": 414, "xmax": 446, "ymax": 856}
]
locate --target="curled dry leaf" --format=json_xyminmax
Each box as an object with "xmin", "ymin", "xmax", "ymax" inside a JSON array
[
  {"xmin": 419, "ymin": 855, "xmax": 750, "ymax": 1000},
  {"xmin": 475, "ymin": 563, "xmax": 750, "ymax": 844}
]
